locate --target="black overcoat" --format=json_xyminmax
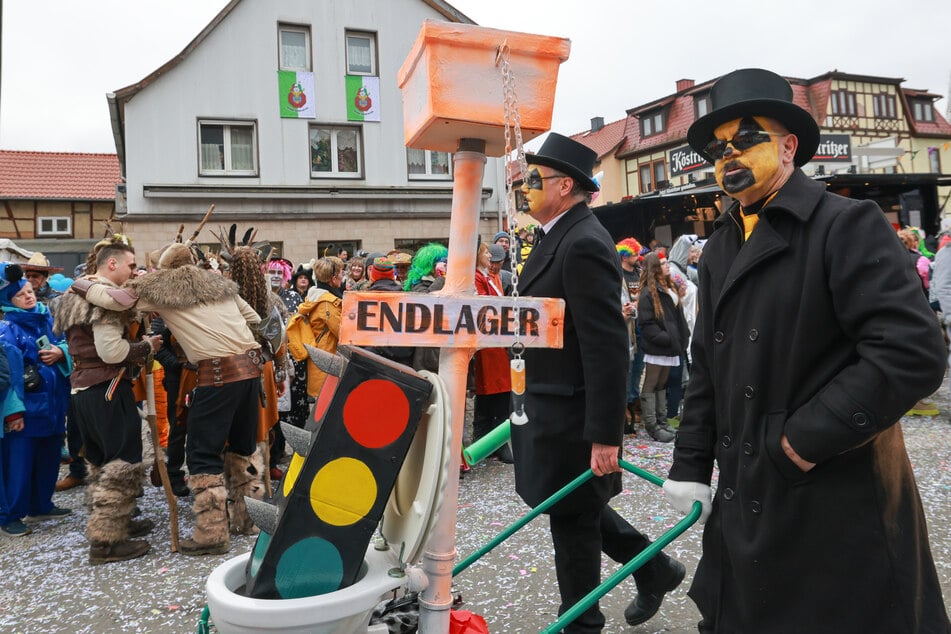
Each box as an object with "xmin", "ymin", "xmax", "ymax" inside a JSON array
[
  {"xmin": 670, "ymin": 170, "xmax": 950, "ymax": 632},
  {"xmin": 511, "ymin": 202, "xmax": 629, "ymax": 516}
]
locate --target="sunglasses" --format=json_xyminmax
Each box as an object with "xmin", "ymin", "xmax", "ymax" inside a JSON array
[
  {"xmin": 525, "ymin": 171, "xmax": 565, "ymax": 189},
  {"xmin": 704, "ymin": 130, "xmax": 785, "ymax": 161}
]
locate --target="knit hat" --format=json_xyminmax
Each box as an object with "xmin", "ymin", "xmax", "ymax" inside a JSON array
[
  {"xmin": 488, "ymin": 244, "xmax": 506, "ymax": 263},
  {"xmin": 0, "ymin": 262, "xmax": 27, "ymax": 307},
  {"xmin": 369, "ymin": 258, "xmax": 396, "ymax": 282},
  {"xmin": 493, "ymin": 231, "xmax": 509, "ymax": 244}
]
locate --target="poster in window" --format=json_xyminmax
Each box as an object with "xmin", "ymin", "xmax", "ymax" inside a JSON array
[
  {"xmin": 278, "ymin": 71, "xmax": 316, "ymax": 119},
  {"xmin": 346, "ymin": 76, "xmax": 381, "ymax": 122}
]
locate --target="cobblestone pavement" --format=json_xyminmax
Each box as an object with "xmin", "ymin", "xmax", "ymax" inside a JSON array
[{"xmin": 1, "ymin": 380, "xmax": 949, "ymax": 633}]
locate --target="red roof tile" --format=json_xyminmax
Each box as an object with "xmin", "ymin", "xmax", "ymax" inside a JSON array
[
  {"xmin": 902, "ymin": 90, "xmax": 951, "ymax": 137},
  {"xmin": 0, "ymin": 151, "xmax": 120, "ymax": 200},
  {"xmin": 569, "ymin": 118, "xmax": 627, "ymax": 160}
]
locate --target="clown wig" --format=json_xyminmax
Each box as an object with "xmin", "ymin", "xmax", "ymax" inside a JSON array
[
  {"xmin": 616, "ymin": 237, "xmax": 643, "ymax": 260},
  {"xmin": 267, "ymin": 257, "xmax": 294, "ymax": 283},
  {"xmin": 404, "ymin": 243, "xmax": 449, "ymax": 291}
]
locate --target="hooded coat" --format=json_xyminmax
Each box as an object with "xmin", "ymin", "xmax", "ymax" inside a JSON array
[{"xmin": 670, "ymin": 169, "xmax": 949, "ymax": 632}]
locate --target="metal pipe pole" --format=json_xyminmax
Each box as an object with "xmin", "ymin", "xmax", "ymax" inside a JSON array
[{"xmin": 418, "ymin": 140, "xmax": 486, "ymax": 633}]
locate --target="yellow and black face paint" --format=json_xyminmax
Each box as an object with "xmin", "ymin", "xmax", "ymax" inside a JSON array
[
  {"xmin": 521, "ymin": 166, "xmax": 560, "ymax": 214},
  {"xmin": 713, "ymin": 116, "xmax": 783, "ymax": 201}
]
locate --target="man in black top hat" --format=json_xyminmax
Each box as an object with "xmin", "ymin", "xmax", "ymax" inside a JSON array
[
  {"xmin": 665, "ymin": 69, "xmax": 949, "ymax": 632},
  {"xmin": 512, "ymin": 132, "xmax": 685, "ymax": 632}
]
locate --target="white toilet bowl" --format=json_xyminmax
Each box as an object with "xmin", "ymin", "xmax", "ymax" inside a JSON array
[
  {"xmin": 205, "ymin": 370, "xmax": 451, "ymax": 634},
  {"xmin": 206, "ymin": 545, "xmax": 403, "ymax": 634}
]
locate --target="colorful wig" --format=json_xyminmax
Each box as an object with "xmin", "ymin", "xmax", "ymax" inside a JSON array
[
  {"xmin": 404, "ymin": 243, "xmax": 449, "ymax": 290},
  {"xmin": 267, "ymin": 257, "xmax": 294, "ymax": 283},
  {"xmin": 615, "ymin": 237, "xmax": 643, "ymax": 259}
]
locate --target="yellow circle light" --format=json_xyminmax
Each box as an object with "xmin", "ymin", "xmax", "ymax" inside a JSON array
[{"xmin": 310, "ymin": 458, "xmax": 378, "ymax": 526}]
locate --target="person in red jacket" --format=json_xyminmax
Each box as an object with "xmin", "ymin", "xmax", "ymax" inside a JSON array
[{"xmin": 472, "ymin": 242, "xmax": 513, "ymax": 464}]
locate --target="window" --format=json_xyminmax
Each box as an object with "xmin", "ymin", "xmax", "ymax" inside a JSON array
[
  {"xmin": 641, "ymin": 110, "xmax": 665, "ymax": 137},
  {"xmin": 638, "ymin": 160, "xmax": 666, "ymax": 194},
  {"xmin": 695, "ymin": 94, "xmax": 711, "ymax": 119},
  {"xmin": 929, "ymin": 148, "xmax": 941, "ymax": 173},
  {"xmin": 639, "ymin": 164, "xmax": 652, "ymax": 194},
  {"xmin": 310, "ymin": 126, "xmax": 363, "ymax": 178},
  {"xmin": 346, "ymin": 31, "xmax": 377, "ymax": 76},
  {"xmin": 407, "ymin": 149, "xmax": 452, "ymax": 180},
  {"xmin": 912, "ymin": 100, "xmax": 935, "ymax": 122},
  {"xmin": 279, "ymin": 25, "xmax": 311, "ymax": 71},
  {"xmin": 199, "ymin": 121, "xmax": 257, "ymax": 175},
  {"xmin": 37, "ymin": 216, "xmax": 71, "ymax": 237},
  {"xmin": 653, "ymin": 161, "xmax": 667, "ymax": 189},
  {"xmin": 873, "ymin": 93, "xmax": 897, "ymax": 119},
  {"xmin": 830, "ymin": 90, "xmax": 856, "ymax": 116}
]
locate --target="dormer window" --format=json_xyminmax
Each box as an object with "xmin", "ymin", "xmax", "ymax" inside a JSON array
[
  {"xmin": 641, "ymin": 110, "xmax": 665, "ymax": 137},
  {"xmin": 912, "ymin": 99, "xmax": 935, "ymax": 123},
  {"xmin": 694, "ymin": 94, "xmax": 711, "ymax": 119}
]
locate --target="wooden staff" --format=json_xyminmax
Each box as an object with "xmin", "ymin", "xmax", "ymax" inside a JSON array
[
  {"xmin": 144, "ymin": 353, "xmax": 180, "ymax": 552},
  {"xmin": 186, "ymin": 204, "xmax": 216, "ymax": 245}
]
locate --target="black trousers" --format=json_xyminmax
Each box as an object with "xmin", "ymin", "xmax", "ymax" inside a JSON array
[
  {"xmin": 72, "ymin": 380, "xmax": 143, "ymax": 467},
  {"xmin": 64, "ymin": 398, "xmax": 87, "ymax": 479},
  {"xmin": 549, "ymin": 505, "xmax": 663, "ymax": 633},
  {"xmin": 186, "ymin": 377, "xmax": 260, "ymax": 475}
]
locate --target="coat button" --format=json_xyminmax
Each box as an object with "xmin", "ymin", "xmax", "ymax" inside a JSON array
[
  {"xmin": 722, "ymin": 487, "xmax": 735, "ymax": 501},
  {"xmin": 851, "ymin": 412, "xmax": 869, "ymax": 427},
  {"xmin": 721, "ymin": 435, "xmax": 732, "ymax": 448},
  {"xmin": 748, "ymin": 328, "xmax": 759, "ymax": 341},
  {"xmin": 714, "ymin": 331, "xmax": 725, "ymax": 343},
  {"xmin": 744, "ymin": 385, "xmax": 755, "ymax": 399},
  {"xmin": 743, "ymin": 442, "xmax": 754, "ymax": 456},
  {"xmin": 751, "ymin": 500, "xmax": 762, "ymax": 513}
]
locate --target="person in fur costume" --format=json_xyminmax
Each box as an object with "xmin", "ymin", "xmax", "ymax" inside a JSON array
[
  {"xmin": 53, "ymin": 237, "xmax": 162, "ymax": 564},
  {"xmin": 75, "ymin": 243, "xmax": 266, "ymax": 555}
]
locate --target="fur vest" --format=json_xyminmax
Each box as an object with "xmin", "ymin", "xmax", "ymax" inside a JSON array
[{"xmin": 129, "ymin": 265, "xmax": 239, "ymax": 309}]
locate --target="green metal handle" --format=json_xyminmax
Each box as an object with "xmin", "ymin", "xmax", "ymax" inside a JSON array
[
  {"xmin": 463, "ymin": 419, "xmax": 511, "ymax": 465},
  {"xmin": 452, "ymin": 458, "xmax": 701, "ymax": 634}
]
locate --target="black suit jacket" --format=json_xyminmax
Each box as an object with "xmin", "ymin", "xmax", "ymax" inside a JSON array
[{"xmin": 511, "ymin": 202, "xmax": 629, "ymax": 515}]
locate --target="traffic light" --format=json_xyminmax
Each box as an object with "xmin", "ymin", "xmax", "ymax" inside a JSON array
[{"xmin": 243, "ymin": 345, "xmax": 433, "ymax": 599}]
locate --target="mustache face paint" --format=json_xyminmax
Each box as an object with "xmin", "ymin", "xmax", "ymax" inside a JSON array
[
  {"xmin": 714, "ymin": 116, "xmax": 783, "ymax": 202},
  {"xmin": 521, "ymin": 166, "xmax": 560, "ymax": 214}
]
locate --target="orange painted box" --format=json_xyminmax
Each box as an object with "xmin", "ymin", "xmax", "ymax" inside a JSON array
[{"xmin": 397, "ymin": 20, "xmax": 570, "ymax": 157}]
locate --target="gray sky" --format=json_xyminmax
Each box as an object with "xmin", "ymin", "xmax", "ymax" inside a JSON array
[{"xmin": 1, "ymin": 0, "xmax": 949, "ymax": 154}]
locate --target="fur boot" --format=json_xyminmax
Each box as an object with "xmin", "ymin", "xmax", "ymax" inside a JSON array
[
  {"xmin": 179, "ymin": 473, "xmax": 230, "ymax": 556},
  {"xmin": 86, "ymin": 461, "xmax": 150, "ymax": 564},
  {"xmin": 224, "ymin": 449, "xmax": 265, "ymax": 535},
  {"xmin": 83, "ymin": 462, "xmax": 102, "ymax": 509}
]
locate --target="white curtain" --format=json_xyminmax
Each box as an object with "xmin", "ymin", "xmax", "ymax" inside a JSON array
[{"xmin": 230, "ymin": 127, "xmax": 254, "ymax": 170}]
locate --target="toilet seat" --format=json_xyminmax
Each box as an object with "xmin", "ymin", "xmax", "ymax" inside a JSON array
[{"xmin": 381, "ymin": 370, "xmax": 452, "ymax": 565}]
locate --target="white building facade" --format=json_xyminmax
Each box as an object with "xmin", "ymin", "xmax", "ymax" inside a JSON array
[{"xmin": 109, "ymin": 0, "xmax": 507, "ymax": 264}]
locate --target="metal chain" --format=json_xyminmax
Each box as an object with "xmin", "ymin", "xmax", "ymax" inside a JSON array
[{"xmin": 497, "ymin": 42, "xmax": 527, "ymax": 360}]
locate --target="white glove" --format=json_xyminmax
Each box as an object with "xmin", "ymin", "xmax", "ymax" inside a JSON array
[{"xmin": 663, "ymin": 479, "xmax": 713, "ymax": 525}]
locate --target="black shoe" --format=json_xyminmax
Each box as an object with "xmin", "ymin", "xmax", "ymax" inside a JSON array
[
  {"xmin": 171, "ymin": 482, "xmax": 191, "ymax": 497},
  {"xmin": 624, "ymin": 558, "xmax": 686, "ymax": 626}
]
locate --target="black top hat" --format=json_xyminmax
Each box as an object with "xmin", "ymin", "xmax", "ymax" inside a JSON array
[
  {"xmin": 687, "ymin": 68, "xmax": 820, "ymax": 167},
  {"xmin": 526, "ymin": 133, "xmax": 599, "ymax": 192}
]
